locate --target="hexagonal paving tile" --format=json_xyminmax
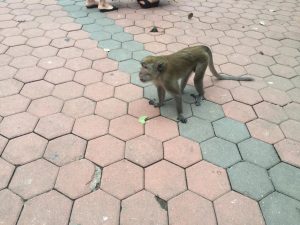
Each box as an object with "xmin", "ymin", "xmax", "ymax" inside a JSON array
[
  {"xmin": 62, "ymin": 97, "xmax": 95, "ymax": 118},
  {"xmin": 254, "ymin": 102, "xmax": 288, "ymax": 124},
  {"xmin": 95, "ymin": 98, "xmax": 127, "ymax": 119},
  {"xmin": 259, "ymin": 87, "xmax": 291, "ymax": 106},
  {"xmin": 191, "ymin": 100, "xmax": 224, "ymax": 121},
  {"xmin": 247, "ymin": 119, "xmax": 284, "ymax": 144},
  {"xmin": 231, "ymin": 86, "xmax": 263, "ymax": 105},
  {"xmin": 0, "ymin": 79, "xmax": 23, "ymax": 97},
  {"xmin": 14, "ymin": 66, "xmax": 46, "ymax": 83},
  {"xmin": 213, "ymin": 118, "xmax": 250, "ymax": 143},
  {"xmin": 109, "ymin": 115, "xmax": 144, "ymax": 141},
  {"xmin": 101, "ymin": 160, "xmax": 143, "ymax": 199},
  {"xmin": 145, "ymin": 160, "xmax": 186, "ymax": 200},
  {"xmin": 65, "ymin": 57, "xmax": 92, "ymax": 71},
  {"xmin": 92, "ymin": 58, "xmax": 118, "ymax": 73},
  {"xmin": 186, "ymin": 160, "xmax": 230, "ymax": 200},
  {"xmin": 84, "ymin": 82, "xmax": 114, "ymax": 101},
  {"xmin": 0, "ymin": 189, "xmax": 23, "ymax": 225},
  {"xmin": 128, "ymin": 98, "xmax": 160, "ymax": 119},
  {"xmin": 45, "ymin": 67, "xmax": 74, "ymax": 84},
  {"xmin": 44, "ymin": 134, "xmax": 86, "ymax": 166},
  {"xmin": 280, "ymin": 120, "xmax": 300, "ymax": 142},
  {"xmin": 222, "ymin": 101, "xmax": 256, "ymax": 123},
  {"xmin": 179, "ymin": 116, "xmax": 214, "ymax": 143},
  {"xmin": 238, "ymin": 138, "xmax": 280, "ymax": 169},
  {"xmin": 103, "ymin": 70, "xmax": 130, "ymax": 86},
  {"xmin": 2, "ymin": 133, "xmax": 47, "ymax": 165},
  {"xmin": 74, "ymin": 68, "xmax": 103, "ymax": 85},
  {"xmin": 164, "ymin": 136, "xmax": 202, "ymax": 168},
  {"xmin": 73, "ymin": 115, "xmax": 109, "ymax": 140},
  {"xmin": 125, "ymin": 135, "xmax": 163, "ymax": 167},
  {"xmin": 168, "ymin": 191, "xmax": 217, "ymax": 225},
  {"xmin": 55, "ymin": 159, "xmax": 96, "ymax": 199},
  {"xmin": 201, "ymin": 137, "xmax": 241, "ymax": 168},
  {"xmin": 275, "ymin": 139, "xmax": 300, "ymax": 168},
  {"xmin": 0, "ymin": 94, "xmax": 30, "ymax": 117},
  {"xmin": 52, "ymin": 81, "xmax": 84, "ymax": 100},
  {"xmin": 28, "ymin": 96, "xmax": 63, "ymax": 117},
  {"xmin": 0, "ymin": 158, "xmax": 14, "ymax": 190},
  {"xmin": 204, "ymin": 86, "xmax": 233, "ymax": 104},
  {"xmin": 115, "ymin": 83, "xmax": 143, "ymax": 102},
  {"xmin": 284, "ymin": 102, "xmax": 300, "ymax": 121},
  {"xmin": 35, "ymin": 113, "xmax": 74, "ymax": 139},
  {"xmin": 260, "ymin": 192, "xmax": 300, "ymax": 225},
  {"xmin": 0, "ymin": 136, "xmax": 8, "ymax": 155},
  {"xmin": 18, "ymin": 190, "xmax": 72, "ymax": 225},
  {"xmin": 120, "ymin": 190, "xmax": 168, "ymax": 225},
  {"xmin": 70, "ymin": 190, "xmax": 120, "ymax": 225},
  {"xmin": 269, "ymin": 162, "xmax": 300, "ymax": 201},
  {"xmin": 228, "ymin": 161, "xmax": 274, "ymax": 200},
  {"xmin": 20, "ymin": 80, "xmax": 54, "ymax": 99},
  {"xmin": 9, "ymin": 159, "xmax": 58, "ymax": 199},
  {"xmin": 160, "ymin": 99, "xmax": 192, "ymax": 122},
  {"xmin": 215, "ymin": 191, "xmax": 265, "ymax": 225},
  {"xmin": 0, "ymin": 112, "xmax": 38, "ymax": 138},
  {"xmin": 85, "ymin": 134, "xmax": 125, "ymax": 167},
  {"xmin": 38, "ymin": 56, "xmax": 66, "ymax": 70}
]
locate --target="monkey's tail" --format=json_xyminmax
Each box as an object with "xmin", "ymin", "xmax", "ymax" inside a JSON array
[{"xmin": 205, "ymin": 46, "xmax": 254, "ymax": 81}]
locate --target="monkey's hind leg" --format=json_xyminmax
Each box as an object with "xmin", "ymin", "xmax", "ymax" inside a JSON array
[
  {"xmin": 192, "ymin": 62, "xmax": 208, "ymax": 106},
  {"xmin": 149, "ymin": 86, "xmax": 165, "ymax": 107}
]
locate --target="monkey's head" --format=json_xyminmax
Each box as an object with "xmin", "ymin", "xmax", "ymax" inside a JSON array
[{"xmin": 139, "ymin": 56, "xmax": 167, "ymax": 83}]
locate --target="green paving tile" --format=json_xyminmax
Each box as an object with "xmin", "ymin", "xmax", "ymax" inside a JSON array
[
  {"xmin": 103, "ymin": 25, "xmax": 123, "ymax": 34},
  {"xmin": 83, "ymin": 23, "xmax": 103, "ymax": 32},
  {"xmin": 201, "ymin": 137, "xmax": 241, "ymax": 168},
  {"xmin": 131, "ymin": 73, "xmax": 152, "ymax": 88},
  {"xmin": 88, "ymin": 11, "xmax": 106, "ymax": 19},
  {"xmin": 122, "ymin": 41, "xmax": 144, "ymax": 52},
  {"xmin": 119, "ymin": 59, "xmax": 141, "ymax": 74},
  {"xmin": 269, "ymin": 162, "xmax": 300, "ymax": 201},
  {"xmin": 59, "ymin": 0, "xmax": 75, "ymax": 6},
  {"xmin": 179, "ymin": 116, "xmax": 214, "ymax": 143},
  {"xmin": 213, "ymin": 118, "xmax": 250, "ymax": 143},
  {"xmin": 98, "ymin": 40, "xmax": 121, "ymax": 50},
  {"xmin": 228, "ymin": 161, "xmax": 274, "ymax": 200},
  {"xmin": 75, "ymin": 17, "xmax": 95, "ymax": 25},
  {"xmin": 144, "ymin": 85, "xmax": 172, "ymax": 101},
  {"xmin": 260, "ymin": 192, "xmax": 300, "ymax": 225},
  {"xmin": 238, "ymin": 138, "xmax": 280, "ymax": 169},
  {"xmin": 95, "ymin": 18, "xmax": 115, "ymax": 26},
  {"xmin": 69, "ymin": 11, "xmax": 88, "ymax": 18},
  {"xmin": 161, "ymin": 100, "xmax": 192, "ymax": 122},
  {"xmin": 64, "ymin": 5, "xmax": 82, "ymax": 12},
  {"xmin": 90, "ymin": 31, "xmax": 111, "ymax": 41},
  {"xmin": 132, "ymin": 50, "xmax": 153, "ymax": 61},
  {"xmin": 192, "ymin": 100, "xmax": 225, "ymax": 122},
  {"xmin": 182, "ymin": 85, "xmax": 198, "ymax": 104},
  {"xmin": 112, "ymin": 32, "xmax": 133, "ymax": 42},
  {"xmin": 108, "ymin": 49, "xmax": 132, "ymax": 61}
]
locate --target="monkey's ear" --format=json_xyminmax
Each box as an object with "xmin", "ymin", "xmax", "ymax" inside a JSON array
[{"xmin": 157, "ymin": 62, "xmax": 166, "ymax": 73}]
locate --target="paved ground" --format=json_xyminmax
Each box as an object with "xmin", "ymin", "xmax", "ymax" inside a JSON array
[{"xmin": 0, "ymin": 0, "xmax": 300, "ymax": 224}]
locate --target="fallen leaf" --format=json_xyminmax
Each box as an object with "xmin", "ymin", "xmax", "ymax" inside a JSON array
[{"xmin": 138, "ymin": 116, "xmax": 148, "ymax": 124}]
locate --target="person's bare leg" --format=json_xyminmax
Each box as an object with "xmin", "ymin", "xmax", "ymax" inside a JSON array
[
  {"xmin": 98, "ymin": 0, "xmax": 113, "ymax": 10},
  {"xmin": 85, "ymin": 0, "xmax": 98, "ymax": 8}
]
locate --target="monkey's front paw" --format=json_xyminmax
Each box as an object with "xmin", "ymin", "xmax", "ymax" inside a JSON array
[{"xmin": 178, "ymin": 116, "xmax": 187, "ymax": 123}]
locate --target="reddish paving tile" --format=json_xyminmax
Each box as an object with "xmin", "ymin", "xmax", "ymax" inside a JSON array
[
  {"xmin": 31, "ymin": 46, "xmax": 58, "ymax": 58},
  {"xmin": 128, "ymin": 98, "xmax": 160, "ymax": 119},
  {"xmin": 82, "ymin": 47, "xmax": 107, "ymax": 60},
  {"xmin": 0, "ymin": 94, "xmax": 30, "ymax": 117},
  {"xmin": 85, "ymin": 134, "xmax": 125, "ymax": 167},
  {"xmin": 70, "ymin": 190, "xmax": 120, "ymax": 225},
  {"xmin": 186, "ymin": 161, "xmax": 230, "ymax": 200},
  {"xmin": 284, "ymin": 102, "xmax": 300, "ymax": 121},
  {"xmin": 254, "ymin": 102, "xmax": 288, "ymax": 124},
  {"xmin": 145, "ymin": 160, "xmax": 186, "ymax": 200},
  {"xmin": 109, "ymin": 115, "xmax": 144, "ymax": 141},
  {"xmin": 231, "ymin": 86, "xmax": 263, "ymax": 105},
  {"xmin": 223, "ymin": 101, "xmax": 256, "ymax": 123},
  {"xmin": 120, "ymin": 190, "xmax": 168, "ymax": 225},
  {"xmin": 65, "ymin": 57, "xmax": 92, "ymax": 71},
  {"xmin": 44, "ymin": 134, "xmax": 86, "ymax": 166},
  {"xmin": 280, "ymin": 120, "xmax": 300, "ymax": 142},
  {"xmin": 126, "ymin": 135, "xmax": 163, "ymax": 167},
  {"xmin": 0, "ymin": 158, "xmax": 14, "ymax": 189},
  {"xmin": 115, "ymin": 83, "xmax": 143, "ymax": 102},
  {"xmin": 95, "ymin": 98, "xmax": 127, "ymax": 119},
  {"xmin": 9, "ymin": 159, "xmax": 58, "ymax": 199},
  {"xmin": 2, "ymin": 133, "xmax": 47, "ymax": 165},
  {"xmin": 84, "ymin": 82, "xmax": 114, "ymax": 101},
  {"xmin": 0, "ymin": 79, "xmax": 23, "ymax": 97},
  {"xmin": 35, "ymin": 113, "xmax": 74, "ymax": 139},
  {"xmin": 93, "ymin": 58, "xmax": 118, "ymax": 73},
  {"xmin": 38, "ymin": 56, "xmax": 66, "ymax": 70},
  {"xmin": 21, "ymin": 80, "xmax": 54, "ymax": 99},
  {"xmin": 55, "ymin": 159, "xmax": 95, "ymax": 199},
  {"xmin": 73, "ymin": 115, "xmax": 109, "ymax": 140},
  {"xmin": 14, "ymin": 66, "xmax": 46, "ymax": 83},
  {"xmin": 275, "ymin": 139, "xmax": 300, "ymax": 168},
  {"xmin": 0, "ymin": 112, "xmax": 38, "ymax": 138},
  {"xmin": 45, "ymin": 67, "xmax": 74, "ymax": 84},
  {"xmin": 52, "ymin": 81, "xmax": 84, "ymax": 100},
  {"xmin": 28, "ymin": 96, "xmax": 63, "ymax": 117},
  {"xmin": 0, "ymin": 66, "xmax": 17, "ymax": 80},
  {"xmin": 168, "ymin": 191, "xmax": 217, "ymax": 225},
  {"xmin": 214, "ymin": 191, "xmax": 265, "ymax": 225},
  {"xmin": 247, "ymin": 119, "xmax": 284, "ymax": 144},
  {"xmin": 259, "ymin": 87, "xmax": 291, "ymax": 106},
  {"xmin": 145, "ymin": 116, "xmax": 179, "ymax": 142},
  {"xmin": 103, "ymin": 70, "xmax": 130, "ymax": 86},
  {"xmin": 0, "ymin": 189, "xmax": 23, "ymax": 225},
  {"xmin": 57, "ymin": 46, "xmax": 83, "ymax": 59},
  {"xmin": 62, "ymin": 97, "xmax": 95, "ymax": 118},
  {"xmin": 164, "ymin": 136, "xmax": 202, "ymax": 168},
  {"xmin": 18, "ymin": 190, "xmax": 72, "ymax": 225},
  {"xmin": 74, "ymin": 68, "xmax": 103, "ymax": 85},
  {"xmin": 0, "ymin": 136, "xmax": 8, "ymax": 155},
  {"xmin": 101, "ymin": 160, "xmax": 143, "ymax": 199},
  {"xmin": 204, "ymin": 86, "xmax": 233, "ymax": 104}
]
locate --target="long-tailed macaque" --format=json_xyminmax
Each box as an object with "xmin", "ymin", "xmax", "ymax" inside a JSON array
[{"xmin": 139, "ymin": 45, "xmax": 254, "ymax": 123}]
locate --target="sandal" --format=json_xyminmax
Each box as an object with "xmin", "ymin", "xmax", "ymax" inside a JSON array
[
  {"xmin": 99, "ymin": 5, "xmax": 118, "ymax": 12},
  {"xmin": 137, "ymin": 0, "xmax": 159, "ymax": 9}
]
